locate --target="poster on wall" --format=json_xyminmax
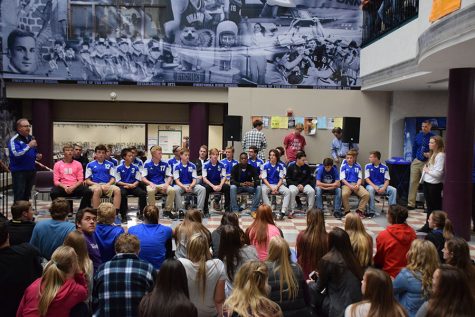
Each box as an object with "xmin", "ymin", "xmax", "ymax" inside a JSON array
[
  {"xmin": 429, "ymin": 0, "xmax": 461, "ymax": 22},
  {"xmin": 1, "ymin": 0, "xmax": 362, "ymax": 89},
  {"xmin": 304, "ymin": 117, "xmax": 316, "ymax": 135},
  {"xmin": 158, "ymin": 130, "xmax": 182, "ymax": 154}
]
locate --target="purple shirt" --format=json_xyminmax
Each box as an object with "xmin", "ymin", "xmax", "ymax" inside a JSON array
[{"xmin": 84, "ymin": 232, "xmax": 102, "ymax": 272}]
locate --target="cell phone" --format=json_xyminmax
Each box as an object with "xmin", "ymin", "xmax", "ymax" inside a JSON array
[{"xmin": 309, "ymin": 271, "xmax": 317, "ymax": 281}]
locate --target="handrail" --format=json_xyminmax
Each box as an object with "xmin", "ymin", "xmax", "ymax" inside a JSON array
[{"xmin": 362, "ymin": 0, "xmax": 419, "ymax": 47}]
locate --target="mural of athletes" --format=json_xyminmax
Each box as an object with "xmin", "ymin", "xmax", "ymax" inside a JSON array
[{"xmin": 1, "ymin": 0, "xmax": 362, "ymax": 89}]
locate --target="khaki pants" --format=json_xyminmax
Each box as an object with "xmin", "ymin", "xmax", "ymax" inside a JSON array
[
  {"xmin": 342, "ymin": 184, "xmax": 369, "ymax": 213},
  {"xmin": 147, "ymin": 185, "xmax": 176, "ymax": 211},
  {"xmin": 408, "ymin": 159, "xmax": 425, "ymax": 208}
]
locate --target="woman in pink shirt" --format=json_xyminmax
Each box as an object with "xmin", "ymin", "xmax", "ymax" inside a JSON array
[
  {"xmin": 245, "ymin": 204, "xmax": 282, "ymax": 260},
  {"xmin": 17, "ymin": 246, "xmax": 88, "ymax": 317}
]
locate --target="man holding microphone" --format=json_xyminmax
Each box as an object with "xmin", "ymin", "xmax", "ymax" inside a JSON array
[{"xmin": 8, "ymin": 118, "xmax": 42, "ymax": 202}]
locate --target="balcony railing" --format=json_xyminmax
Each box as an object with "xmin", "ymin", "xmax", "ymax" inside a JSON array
[{"xmin": 362, "ymin": 0, "xmax": 419, "ymax": 47}]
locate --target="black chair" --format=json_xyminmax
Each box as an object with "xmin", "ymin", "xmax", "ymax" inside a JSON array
[{"xmin": 33, "ymin": 171, "xmax": 54, "ymax": 212}]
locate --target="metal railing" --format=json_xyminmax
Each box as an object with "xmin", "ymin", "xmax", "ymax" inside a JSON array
[
  {"xmin": 362, "ymin": 0, "xmax": 419, "ymax": 47},
  {"xmin": 0, "ymin": 170, "xmax": 10, "ymax": 218}
]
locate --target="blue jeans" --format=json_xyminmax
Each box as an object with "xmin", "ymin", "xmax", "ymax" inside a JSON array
[
  {"xmin": 12, "ymin": 170, "xmax": 36, "ymax": 202},
  {"xmin": 230, "ymin": 185, "xmax": 261, "ymax": 211},
  {"xmin": 315, "ymin": 187, "xmax": 341, "ymax": 211},
  {"xmin": 366, "ymin": 184, "xmax": 397, "ymax": 214}
]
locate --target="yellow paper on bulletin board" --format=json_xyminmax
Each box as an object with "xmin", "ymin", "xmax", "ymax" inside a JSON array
[
  {"xmin": 334, "ymin": 117, "xmax": 343, "ymax": 129},
  {"xmin": 429, "ymin": 0, "xmax": 461, "ymax": 22},
  {"xmin": 271, "ymin": 116, "xmax": 288, "ymax": 129}
]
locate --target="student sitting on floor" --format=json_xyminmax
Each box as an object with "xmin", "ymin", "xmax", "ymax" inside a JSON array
[
  {"xmin": 8, "ymin": 200, "xmax": 36, "ymax": 246},
  {"xmin": 345, "ymin": 268, "xmax": 407, "ymax": 317},
  {"xmin": 266, "ymin": 236, "xmax": 311, "ymax": 316},
  {"xmin": 426, "ymin": 210, "xmax": 454, "ymax": 262},
  {"xmin": 0, "ymin": 221, "xmax": 43, "ymax": 317},
  {"xmin": 17, "ymin": 246, "xmax": 88, "ymax": 317},
  {"xmin": 75, "ymin": 208, "xmax": 102, "ymax": 273},
  {"xmin": 29, "ymin": 198, "xmax": 75, "ymax": 260},
  {"xmin": 94, "ymin": 202, "xmax": 125, "ymax": 263},
  {"xmin": 374, "ymin": 205, "xmax": 416, "ymax": 278},
  {"xmin": 93, "ymin": 233, "xmax": 156, "ymax": 317},
  {"xmin": 128, "ymin": 205, "xmax": 173, "ymax": 270}
]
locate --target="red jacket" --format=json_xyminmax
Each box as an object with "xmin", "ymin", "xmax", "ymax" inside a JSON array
[
  {"xmin": 16, "ymin": 273, "xmax": 88, "ymax": 317},
  {"xmin": 374, "ymin": 224, "xmax": 416, "ymax": 278}
]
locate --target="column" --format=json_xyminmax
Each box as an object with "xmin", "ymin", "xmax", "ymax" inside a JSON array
[
  {"xmin": 444, "ymin": 68, "xmax": 475, "ymax": 240},
  {"xmin": 32, "ymin": 99, "xmax": 53, "ymax": 169},
  {"xmin": 189, "ymin": 103, "xmax": 209, "ymax": 161}
]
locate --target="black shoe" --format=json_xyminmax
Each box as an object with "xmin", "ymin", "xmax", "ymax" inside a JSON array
[
  {"xmin": 178, "ymin": 209, "xmax": 185, "ymax": 219},
  {"xmin": 364, "ymin": 212, "xmax": 375, "ymax": 219},
  {"xmin": 407, "ymin": 206, "xmax": 416, "ymax": 210},
  {"xmin": 417, "ymin": 223, "xmax": 430, "ymax": 233},
  {"xmin": 278, "ymin": 213, "xmax": 285, "ymax": 221},
  {"xmin": 163, "ymin": 210, "xmax": 177, "ymax": 220},
  {"xmin": 333, "ymin": 212, "xmax": 343, "ymax": 220},
  {"xmin": 121, "ymin": 217, "xmax": 128, "ymax": 224},
  {"xmin": 136, "ymin": 212, "xmax": 144, "ymax": 221}
]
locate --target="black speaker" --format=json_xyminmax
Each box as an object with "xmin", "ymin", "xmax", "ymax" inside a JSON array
[
  {"xmin": 224, "ymin": 116, "xmax": 243, "ymax": 141},
  {"xmin": 342, "ymin": 117, "xmax": 360, "ymax": 144}
]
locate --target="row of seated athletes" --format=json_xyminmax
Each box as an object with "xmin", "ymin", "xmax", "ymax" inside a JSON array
[{"xmin": 53, "ymin": 143, "xmax": 396, "ymax": 221}]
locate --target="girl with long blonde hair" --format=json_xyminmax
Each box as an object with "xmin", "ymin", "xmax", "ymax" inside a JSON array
[
  {"xmin": 224, "ymin": 261, "xmax": 283, "ymax": 317},
  {"xmin": 266, "ymin": 236, "xmax": 311, "ymax": 316},
  {"xmin": 392, "ymin": 239, "xmax": 439, "ymax": 317},
  {"xmin": 178, "ymin": 233, "xmax": 226, "ymax": 317},
  {"xmin": 346, "ymin": 268, "xmax": 407, "ymax": 317},
  {"xmin": 64, "ymin": 230, "xmax": 94, "ymax": 308},
  {"xmin": 344, "ymin": 213, "xmax": 373, "ymax": 268},
  {"xmin": 64, "ymin": 230, "xmax": 93, "ymax": 281},
  {"xmin": 420, "ymin": 135, "xmax": 445, "ymax": 232},
  {"xmin": 17, "ymin": 246, "xmax": 88, "ymax": 317}
]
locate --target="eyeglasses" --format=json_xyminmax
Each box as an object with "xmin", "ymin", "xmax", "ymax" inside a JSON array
[{"xmin": 20, "ymin": 125, "xmax": 31, "ymax": 128}]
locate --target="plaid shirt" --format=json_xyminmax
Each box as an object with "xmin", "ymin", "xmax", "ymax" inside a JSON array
[
  {"xmin": 242, "ymin": 128, "xmax": 267, "ymax": 160},
  {"xmin": 92, "ymin": 253, "xmax": 156, "ymax": 317}
]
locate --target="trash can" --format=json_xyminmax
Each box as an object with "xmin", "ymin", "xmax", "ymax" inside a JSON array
[{"xmin": 386, "ymin": 157, "xmax": 411, "ymax": 206}]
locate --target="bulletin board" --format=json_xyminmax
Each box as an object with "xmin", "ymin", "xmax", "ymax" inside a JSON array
[{"xmin": 158, "ymin": 130, "xmax": 182, "ymax": 154}]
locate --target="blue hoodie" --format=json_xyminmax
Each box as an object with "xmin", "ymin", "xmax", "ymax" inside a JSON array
[{"xmin": 94, "ymin": 224, "xmax": 124, "ymax": 263}]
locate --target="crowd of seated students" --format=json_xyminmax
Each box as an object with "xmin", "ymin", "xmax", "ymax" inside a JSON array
[
  {"xmin": 50, "ymin": 141, "xmax": 400, "ymax": 224},
  {"xmin": 1, "ymin": 200, "xmax": 475, "ymax": 317},
  {"xmin": 2, "ymin": 138, "xmax": 475, "ymax": 316}
]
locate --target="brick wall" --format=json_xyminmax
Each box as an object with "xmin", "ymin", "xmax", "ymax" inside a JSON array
[{"xmin": 18, "ymin": 0, "xmax": 49, "ymax": 36}]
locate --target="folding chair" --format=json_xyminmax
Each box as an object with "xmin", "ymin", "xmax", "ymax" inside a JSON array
[{"xmin": 33, "ymin": 171, "xmax": 54, "ymax": 212}]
